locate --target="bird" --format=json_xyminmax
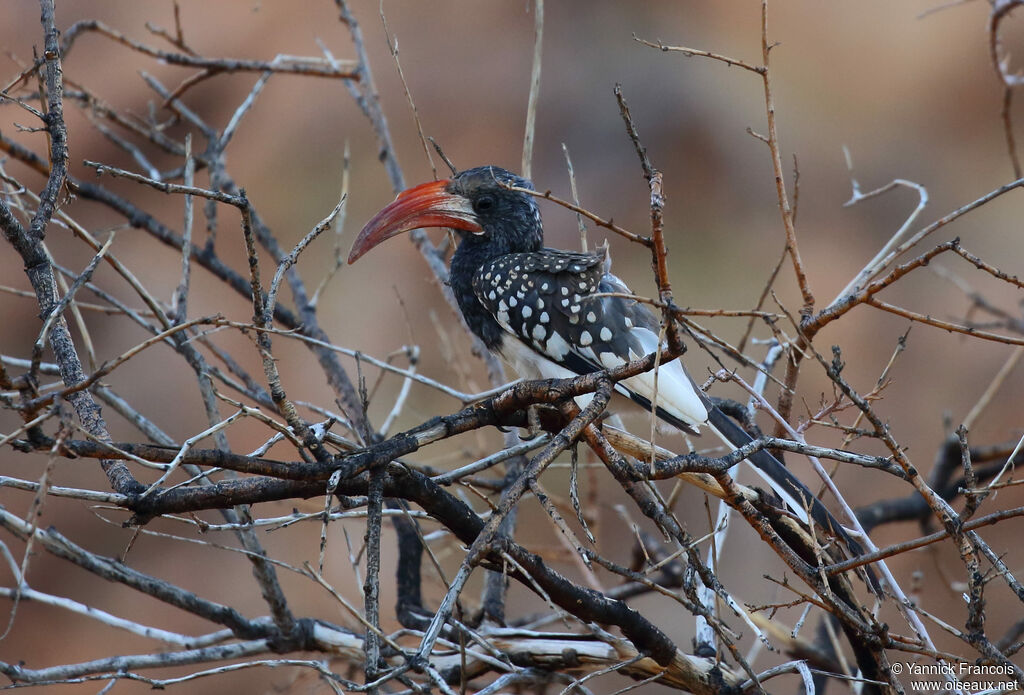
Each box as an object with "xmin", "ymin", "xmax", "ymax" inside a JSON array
[{"xmin": 348, "ymin": 165, "xmax": 864, "ymax": 562}]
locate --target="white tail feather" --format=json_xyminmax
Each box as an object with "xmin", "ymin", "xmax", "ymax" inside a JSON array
[{"xmin": 624, "ymin": 328, "xmax": 708, "ymax": 429}]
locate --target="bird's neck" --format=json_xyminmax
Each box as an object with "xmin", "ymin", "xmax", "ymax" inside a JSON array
[{"xmin": 450, "ymin": 239, "xmax": 507, "ymax": 350}]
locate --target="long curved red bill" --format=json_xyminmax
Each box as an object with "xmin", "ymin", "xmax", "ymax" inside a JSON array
[{"xmin": 348, "ymin": 179, "xmax": 482, "ymax": 263}]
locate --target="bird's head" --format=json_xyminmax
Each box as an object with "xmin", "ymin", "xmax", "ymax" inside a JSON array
[{"xmin": 348, "ymin": 166, "xmax": 543, "ymax": 263}]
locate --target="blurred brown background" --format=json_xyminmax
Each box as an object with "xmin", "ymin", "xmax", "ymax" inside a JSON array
[{"xmin": 1, "ymin": 1, "xmax": 1022, "ymax": 692}]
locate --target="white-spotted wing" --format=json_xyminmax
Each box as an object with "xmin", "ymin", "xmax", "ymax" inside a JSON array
[{"xmin": 472, "ymin": 247, "xmax": 708, "ymax": 433}]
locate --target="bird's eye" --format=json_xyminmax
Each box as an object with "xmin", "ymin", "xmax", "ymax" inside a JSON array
[{"xmin": 474, "ymin": 195, "xmax": 495, "ymax": 213}]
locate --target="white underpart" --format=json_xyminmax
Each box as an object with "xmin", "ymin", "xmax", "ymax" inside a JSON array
[
  {"xmin": 497, "ymin": 333, "xmax": 598, "ymax": 410},
  {"xmin": 497, "ymin": 331, "xmax": 641, "ymax": 412}
]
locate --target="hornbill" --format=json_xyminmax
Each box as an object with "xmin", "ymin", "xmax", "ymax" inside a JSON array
[{"xmin": 348, "ymin": 165, "xmax": 865, "ymax": 561}]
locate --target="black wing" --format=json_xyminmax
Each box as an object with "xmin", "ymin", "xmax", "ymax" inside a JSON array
[{"xmin": 472, "ymin": 247, "xmax": 708, "ymax": 432}]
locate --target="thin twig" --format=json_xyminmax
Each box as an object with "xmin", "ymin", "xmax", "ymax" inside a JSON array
[{"xmin": 521, "ymin": 0, "xmax": 544, "ymax": 179}]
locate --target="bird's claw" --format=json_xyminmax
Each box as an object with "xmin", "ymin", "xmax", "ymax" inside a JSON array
[{"xmin": 522, "ymin": 404, "xmax": 542, "ymax": 439}]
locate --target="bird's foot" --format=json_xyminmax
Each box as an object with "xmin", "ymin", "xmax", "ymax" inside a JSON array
[{"xmin": 523, "ymin": 404, "xmax": 542, "ymax": 439}]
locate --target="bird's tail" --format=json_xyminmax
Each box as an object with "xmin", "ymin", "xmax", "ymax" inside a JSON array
[
  {"xmin": 706, "ymin": 407, "xmax": 824, "ymax": 528},
  {"xmin": 702, "ymin": 405, "xmax": 879, "ymax": 588},
  {"xmin": 668, "ymin": 403, "xmax": 885, "ymax": 688},
  {"xmin": 647, "ymin": 398, "xmax": 873, "ymax": 573}
]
